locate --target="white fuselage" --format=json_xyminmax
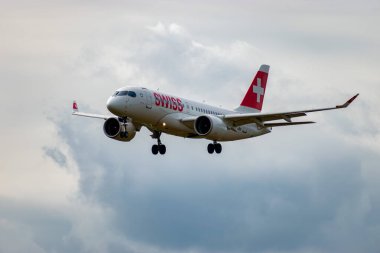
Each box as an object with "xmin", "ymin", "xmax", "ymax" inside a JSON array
[{"xmin": 106, "ymin": 87, "xmax": 270, "ymax": 141}]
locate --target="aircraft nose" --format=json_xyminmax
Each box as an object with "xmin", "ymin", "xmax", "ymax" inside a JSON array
[{"xmin": 107, "ymin": 97, "xmax": 120, "ymax": 115}]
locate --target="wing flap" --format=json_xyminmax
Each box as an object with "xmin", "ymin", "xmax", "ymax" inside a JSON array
[
  {"xmin": 264, "ymin": 121, "xmax": 315, "ymax": 127},
  {"xmin": 224, "ymin": 112, "xmax": 307, "ymax": 126}
]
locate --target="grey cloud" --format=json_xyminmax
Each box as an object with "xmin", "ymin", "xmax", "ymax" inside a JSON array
[
  {"xmin": 48, "ymin": 22, "xmax": 380, "ymax": 253},
  {"xmin": 53, "ymin": 90, "xmax": 380, "ymax": 253},
  {"xmin": 43, "ymin": 147, "xmax": 68, "ymax": 168},
  {"xmin": 0, "ymin": 198, "xmax": 79, "ymax": 253}
]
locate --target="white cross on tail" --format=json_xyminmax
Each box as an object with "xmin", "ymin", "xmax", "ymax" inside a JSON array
[{"xmin": 253, "ymin": 78, "xmax": 264, "ymax": 103}]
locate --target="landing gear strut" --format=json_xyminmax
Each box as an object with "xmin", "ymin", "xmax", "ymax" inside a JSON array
[
  {"xmin": 119, "ymin": 117, "xmax": 129, "ymax": 138},
  {"xmin": 151, "ymin": 131, "xmax": 166, "ymax": 155},
  {"xmin": 208, "ymin": 141, "xmax": 222, "ymax": 154}
]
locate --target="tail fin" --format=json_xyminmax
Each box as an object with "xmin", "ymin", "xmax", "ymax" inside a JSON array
[{"xmin": 236, "ymin": 64, "xmax": 270, "ymax": 113}]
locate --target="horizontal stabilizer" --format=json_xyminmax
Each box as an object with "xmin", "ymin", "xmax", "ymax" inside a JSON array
[{"xmin": 264, "ymin": 121, "xmax": 315, "ymax": 127}]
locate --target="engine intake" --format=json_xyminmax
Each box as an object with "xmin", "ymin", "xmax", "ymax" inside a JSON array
[
  {"xmin": 194, "ymin": 115, "xmax": 226, "ymax": 140},
  {"xmin": 103, "ymin": 118, "xmax": 120, "ymax": 137},
  {"xmin": 103, "ymin": 117, "xmax": 136, "ymax": 142},
  {"xmin": 195, "ymin": 115, "xmax": 212, "ymax": 135}
]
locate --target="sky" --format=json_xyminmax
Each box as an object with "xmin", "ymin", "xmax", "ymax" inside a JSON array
[{"xmin": 1, "ymin": 1, "xmax": 380, "ymax": 252}]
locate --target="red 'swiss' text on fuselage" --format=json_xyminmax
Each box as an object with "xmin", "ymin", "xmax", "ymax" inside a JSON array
[{"xmin": 153, "ymin": 92, "xmax": 184, "ymax": 112}]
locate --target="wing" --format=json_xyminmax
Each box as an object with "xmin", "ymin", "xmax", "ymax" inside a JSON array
[
  {"xmin": 223, "ymin": 94, "xmax": 359, "ymax": 128},
  {"xmin": 72, "ymin": 101, "xmax": 110, "ymax": 120}
]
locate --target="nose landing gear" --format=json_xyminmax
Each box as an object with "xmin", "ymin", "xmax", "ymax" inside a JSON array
[
  {"xmin": 119, "ymin": 117, "xmax": 129, "ymax": 138},
  {"xmin": 207, "ymin": 141, "xmax": 222, "ymax": 154},
  {"xmin": 151, "ymin": 131, "xmax": 166, "ymax": 155}
]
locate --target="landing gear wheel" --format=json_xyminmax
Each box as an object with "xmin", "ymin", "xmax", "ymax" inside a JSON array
[
  {"xmin": 152, "ymin": 144, "xmax": 159, "ymax": 155},
  {"xmin": 207, "ymin": 143, "xmax": 215, "ymax": 154},
  {"xmin": 215, "ymin": 143, "xmax": 222, "ymax": 154},
  {"xmin": 151, "ymin": 131, "xmax": 167, "ymax": 155},
  {"xmin": 159, "ymin": 145, "xmax": 166, "ymax": 155}
]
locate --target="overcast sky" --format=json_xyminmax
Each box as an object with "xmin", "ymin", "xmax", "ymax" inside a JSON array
[{"xmin": 1, "ymin": 1, "xmax": 380, "ymax": 253}]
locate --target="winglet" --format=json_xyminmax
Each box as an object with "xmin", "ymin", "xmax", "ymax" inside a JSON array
[
  {"xmin": 336, "ymin": 94, "xmax": 359, "ymax": 108},
  {"xmin": 73, "ymin": 100, "xmax": 78, "ymax": 113}
]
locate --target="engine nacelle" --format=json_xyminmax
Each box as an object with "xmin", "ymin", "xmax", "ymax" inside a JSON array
[
  {"xmin": 103, "ymin": 117, "xmax": 136, "ymax": 142},
  {"xmin": 194, "ymin": 115, "xmax": 227, "ymax": 140}
]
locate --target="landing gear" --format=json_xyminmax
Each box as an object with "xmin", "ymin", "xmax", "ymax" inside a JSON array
[
  {"xmin": 159, "ymin": 144, "xmax": 166, "ymax": 154},
  {"xmin": 151, "ymin": 131, "xmax": 166, "ymax": 155},
  {"xmin": 207, "ymin": 141, "xmax": 222, "ymax": 154},
  {"xmin": 207, "ymin": 143, "xmax": 215, "ymax": 154},
  {"xmin": 152, "ymin": 144, "xmax": 159, "ymax": 155},
  {"xmin": 120, "ymin": 131, "xmax": 128, "ymax": 138},
  {"xmin": 215, "ymin": 143, "xmax": 222, "ymax": 154},
  {"xmin": 119, "ymin": 117, "xmax": 129, "ymax": 138}
]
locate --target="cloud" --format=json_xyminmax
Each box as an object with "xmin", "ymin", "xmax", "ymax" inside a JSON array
[
  {"xmin": 41, "ymin": 23, "xmax": 380, "ymax": 253},
  {"xmin": 55, "ymin": 109, "xmax": 380, "ymax": 253},
  {"xmin": 43, "ymin": 147, "xmax": 68, "ymax": 168}
]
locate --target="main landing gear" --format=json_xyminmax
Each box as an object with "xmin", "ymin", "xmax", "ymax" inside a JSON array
[
  {"xmin": 207, "ymin": 141, "xmax": 222, "ymax": 154},
  {"xmin": 151, "ymin": 131, "xmax": 166, "ymax": 155}
]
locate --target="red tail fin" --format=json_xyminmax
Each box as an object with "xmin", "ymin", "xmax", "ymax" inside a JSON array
[{"xmin": 239, "ymin": 64, "xmax": 270, "ymax": 112}]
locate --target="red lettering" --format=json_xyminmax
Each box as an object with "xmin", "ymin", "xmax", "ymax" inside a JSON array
[
  {"xmin": 164, "ymin": 95, "xmax": 171, "ymax": 108},
  {"xmin": 154, "ymin": 93, "xmax": 161, "ymax": 106},
  {"xmin": 171, "ymin": 97, "xmax": 177, "ymax": 110},
  {"xmin": 169, "ymin": 96, "xmax": 174, "ymax": 109},
  {"xmin": 177, "ymin": 98, "xmax": 184, "ymax": 112},
  {"xmin": 154, "ymin": 92, "xmax": 183, "ymax": 112}
]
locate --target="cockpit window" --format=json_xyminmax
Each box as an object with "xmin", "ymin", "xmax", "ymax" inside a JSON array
[
  {"xmin": 117, "ymin": 91, "xmax": 129, "ymax": 96},
  {"xmin": 128, "ymin": 91, "xmax": 137, "ymax": 97},
  {"xmin": 113, "ymin": 90, "xmax": 136, "ymax": 97}
]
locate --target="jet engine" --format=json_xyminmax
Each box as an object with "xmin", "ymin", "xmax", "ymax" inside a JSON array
[
  {"xmin": 103, "ymin": 117, "xmax": 136, "ymax": 142},
  {"xmin": 194, "ymin": 115, "xmax": 227, "ymax": 140}
]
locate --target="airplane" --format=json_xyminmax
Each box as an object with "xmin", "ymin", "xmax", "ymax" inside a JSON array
[{"xmin": 72, "ymin": 64, "xmax": 359, "ymax": 155}]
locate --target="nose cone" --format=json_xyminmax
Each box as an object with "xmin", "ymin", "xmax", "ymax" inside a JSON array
[{"xmin": 107, "ymin": 97, "xmax": 124, "ymax": 116}]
